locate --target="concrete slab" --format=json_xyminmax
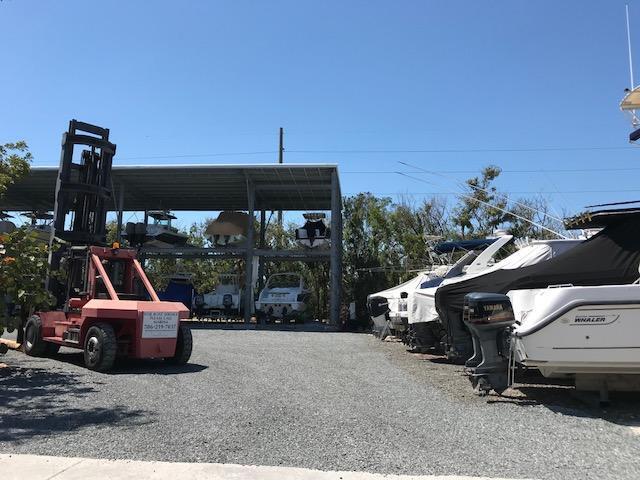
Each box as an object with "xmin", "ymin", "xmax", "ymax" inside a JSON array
[
  {"xmin": 0, "ymin": 454, "xmax": 531, "ymax": 480},
  {"xmin": 0, "ymin": 454, "xmax": 82, "ymax": 480}
]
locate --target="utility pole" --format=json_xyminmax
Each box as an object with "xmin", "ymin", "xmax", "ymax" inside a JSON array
[{"xmin": 277, "ymin": 127, "xmax": 284, "ymax": 225}]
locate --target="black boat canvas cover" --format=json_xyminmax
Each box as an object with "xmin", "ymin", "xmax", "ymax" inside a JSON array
[
  {"xmin": 435, "ymin": 209, "xmax": 640, "ymax": 355},
  {"xmin": 296, "ymin": 219, "xmax": 330, "ymax": 239}
]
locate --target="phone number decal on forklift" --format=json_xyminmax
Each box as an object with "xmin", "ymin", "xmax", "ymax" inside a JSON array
[{"xmin": 142, "ymin": 311, "xmax": 179, "ymax": 338}]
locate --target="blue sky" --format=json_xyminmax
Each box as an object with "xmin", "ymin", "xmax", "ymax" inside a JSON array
[{"xmin": 1, "ymin": 0, "xmax": 640, "ymax": 229}]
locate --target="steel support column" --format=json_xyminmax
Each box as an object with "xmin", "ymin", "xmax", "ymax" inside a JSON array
[
  {"xmin": 244, "ymin": 180, "xmax": 255, "ymax": 323},
  {"xmin": 116, "ymin": 183, "xmax": 125, "ymax": 243},
  {"xmin": 258, "ymin": 210, "xmax": 266, "ymax": 291},
  {"xmin": 329, "ymin": 170, "xmax": 342, "ymax": 327}
]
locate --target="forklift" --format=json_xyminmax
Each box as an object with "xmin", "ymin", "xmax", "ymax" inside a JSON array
[{"xmin": 24, "ymin": 120, "xmax": 193, "ymax": 371}]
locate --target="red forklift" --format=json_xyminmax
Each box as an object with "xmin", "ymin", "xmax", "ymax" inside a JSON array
[{"xmin": 24, "ymin": 120, "xmax": 192, "ymax": 371}]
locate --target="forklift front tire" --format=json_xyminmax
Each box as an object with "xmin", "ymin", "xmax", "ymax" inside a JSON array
[
  {"xmin": 166, "ymin": 325, "xmax": 193, "ymax": 365},
  {"xmin": 84, "ymin": 323, "xmax": 117, "ymax": 372},
  {"xmin": 24, "ymin": 316, "xmax": 47, "ymax": 357}
]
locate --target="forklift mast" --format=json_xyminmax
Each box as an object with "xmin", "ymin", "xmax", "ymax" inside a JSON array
[{"xmin": 48, "ymin": 120, "xmax": 117, "ymax": 307}]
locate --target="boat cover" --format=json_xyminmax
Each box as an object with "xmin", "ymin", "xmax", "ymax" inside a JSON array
[
  {"xmin": 435, "ymin": 212, "xmax": 640, "ymax": 333},
  {"xmin": 410, "ymin": 251, "xmax": 480, "ymax": 325},
  {"xmin": 295, "ymin": 219, "xmax": 330, "ymax": 240},
  {"xmin": 158, "ymin": 277, "xmax": 194, "ymax": 309},
  {"xmin": 434, "ymin": 238, "xmax": 497, "ymax": 254},
  {"xmin": 368, "ymin": 272, "xmax": 429, "ymax": 304}
]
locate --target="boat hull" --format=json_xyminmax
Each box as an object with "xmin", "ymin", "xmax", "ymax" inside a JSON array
[
  {"xmin": 296, "ymin": 238, "xmax": 330, "ymax": 249},
  {"xmin": 512, "ymin": 285, "xmax": 640, "ymax": 378}
]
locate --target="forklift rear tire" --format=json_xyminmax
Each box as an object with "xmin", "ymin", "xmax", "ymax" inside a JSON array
[
  {"xmin": 166, "ymin": 325, "xmax": 192, "ymax": 365},
  {"xmin": 24, "ymin": 315, "xmax": 47, "ymax": 357},
  {"xmin": 84, "ymin": 323, "xmax": 117, "ymax": 372}
]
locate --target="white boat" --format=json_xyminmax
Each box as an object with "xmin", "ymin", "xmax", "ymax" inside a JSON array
[
  {"xmin": 124, "ymin": 210, "xmax": 188, "ymax": 248},
  {"xmin": 145, "ymin": 211, "xmax": 189, "ymax": 247},
  {"xmin": 408, "ymin": 235, "xmax": 515, "ymax": 351},
  {"xmin": 256, "ymin": 273, "xmax": 309, "ymax": 322},
  {"xmin": 511, "ymin": 284, "xmax": 640, "ymax": 378},
  {"xmin": 463, "ymin": 208, "xmax": 640, "ymax": 396},
  {"xmin": 194, "ymin": 274, "xmax": 243, "ymax": 317},
  {"xmin": 367, "ymin": 272, "xmax": 433, "ymax": 340},
  {"xmin": 20, "ymin": 211, "xmax": 51, "ymax": 241},
  {"xmin": 620, "ymin": 84, "xmax": 640, "ymax": 141},
  {"xmin": 295, "ymin": 213, "xmax": 330, "ymax": 249},
  {"xmin": 434, "ymin": 238, "xmax": 582, "ymax": 362},
  {"xmin": 368, "ymin": 236, "xmax": 511, "ymax": 342},
  {"xmin": 0, "ymin": 212, "xmax": 17, "ymax": 235},
  {"xmin": 205, "ymin": 211, "xmax": 250, "ymax": 247}
]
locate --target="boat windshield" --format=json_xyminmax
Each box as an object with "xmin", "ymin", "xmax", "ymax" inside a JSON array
[{"xmin": 419, "ymin": 277, "xmax": 444, "ymax": 289}]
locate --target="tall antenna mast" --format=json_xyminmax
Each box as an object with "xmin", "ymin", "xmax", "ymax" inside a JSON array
[{"xmin": 627, "ymin": 4, "xmax": 635, "ymax": 90}]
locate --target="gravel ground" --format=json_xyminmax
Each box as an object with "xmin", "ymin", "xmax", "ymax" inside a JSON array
[{"xmin": 1, "ymin": 329, "xmax": 639, "ymax": 480}]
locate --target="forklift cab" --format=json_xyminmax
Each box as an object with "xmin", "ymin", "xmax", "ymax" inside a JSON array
[
  {"xmin": 95, "ymin": 256, "xmax": 150, "ymax": 301},
  {"xmin": 63, "ymin": 245, "xmax": 159, "ymax": 311}
]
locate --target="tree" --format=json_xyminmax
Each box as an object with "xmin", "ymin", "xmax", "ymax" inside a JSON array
[
  {"xmin": 451, "ymin": 165, "xmax": 507, "ymax": 238},
  {"xmin": 0, "ymin": 142, "xmax": 31, "ymax": 199},
  {"xmin": 389, "ymin": 196, "xmax": 451, "ymax": 273},
  {"xmin": 0, "ymin": 141, "xmax": 44, "ymax": 343},
  {"xmin": 505, "ymin": 196, "xmax": 569, "ymax": 240},
  {"xmin": 342, "ymin": 193, "xmax": 397, "ymax": 327},
  {"xmin": 0, "ymin": 229, "xmax": 55, "ymax": 341}
]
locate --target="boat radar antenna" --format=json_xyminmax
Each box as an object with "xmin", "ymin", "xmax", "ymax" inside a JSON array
[{"xmin": 620, "ymin": 4, "xmax": 640, "ymax": 140}]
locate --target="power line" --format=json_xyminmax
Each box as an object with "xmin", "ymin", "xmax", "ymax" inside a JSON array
[
  {"xmin": 117, "ymin": 145, "xmax": 637, "ymax": 161},
  {"xmin": 344, "ymin": 189, "xmax": 640, "ymax": 195},
  {"xmin": 398, "ymin": 160, "xmax": 564, "ymax": 223},
  {"xmin": 288, "ymin": 146, "xmax": 635, "ymax": 154},
  {"xmin": 342, "ymin": 166, "xmax": 640, "ymax": 174},
  {"xmin": 119, "ymin": 151, "xmax": 277, "ymax": 160},
  {"xmin": 396, "ymin": 172, "xmax": 568, "ymax": 239},
  {"xmin": 113, "ymin": 160, "xmax": 640, "ymax": 176}
]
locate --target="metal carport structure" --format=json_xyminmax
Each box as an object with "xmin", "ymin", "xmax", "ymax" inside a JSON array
[{"xmin": 1, "ymin": 163, "xmax": 343, "ymax": 326}]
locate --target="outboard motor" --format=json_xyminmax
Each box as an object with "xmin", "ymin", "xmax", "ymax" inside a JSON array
[
  {"xmin": 124, "ymin": 222, "xmax": 148, "ymax": 246},
  {"xmin": 368, "ymin": 296, "xmax": 389, "ymax": 317},
  {"xmin": 223, "ymin": 293, "xmax": 234, "ymax": 314},
  {"xmin": 463, "ymin": 292, "xmax": 516, "ymax": 396},
  {"xmin": 367, "ymin": 296, "xmax": 391, "ymax": 339}
]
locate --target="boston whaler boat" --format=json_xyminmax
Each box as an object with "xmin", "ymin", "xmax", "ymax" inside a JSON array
[{"xmin": 462, "ymin": 208, "xmax": 640, "ymax": 397}]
